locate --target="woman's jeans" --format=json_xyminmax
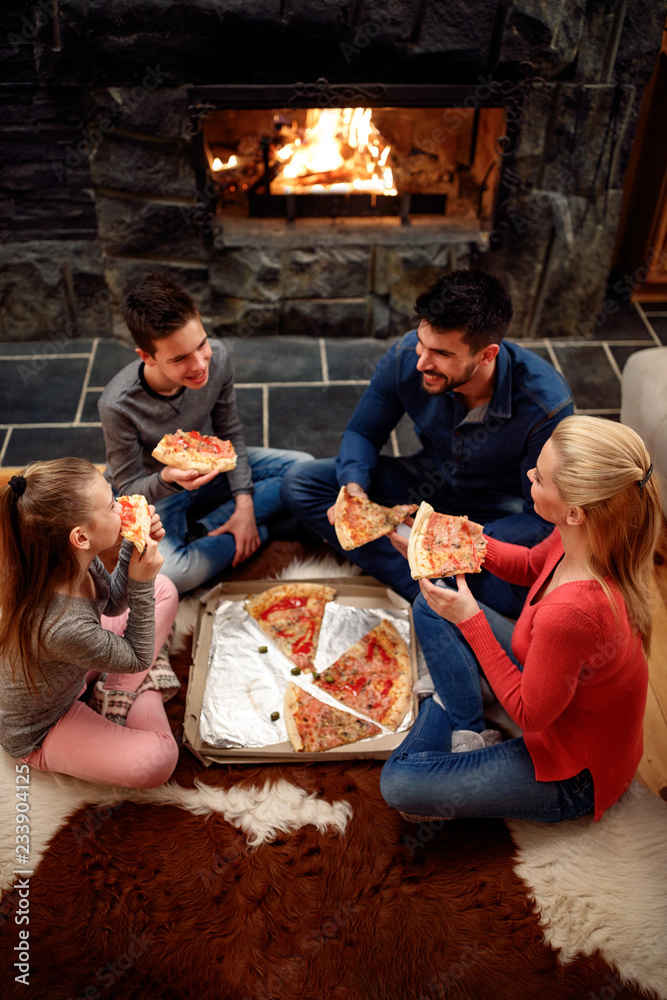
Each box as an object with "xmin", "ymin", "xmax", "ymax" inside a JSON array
[{"xmin": 380, "ymin": 593, "xmax": 595, "ymax": 823}]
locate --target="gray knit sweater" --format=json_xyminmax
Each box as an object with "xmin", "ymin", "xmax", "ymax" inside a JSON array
[
  {"xmin": 0, "ymin": 542, "xmax": 155, "ymax": 758},
  {"xmin": 98, "ymin": 338, "xmax": 252, "ymax": 503}
]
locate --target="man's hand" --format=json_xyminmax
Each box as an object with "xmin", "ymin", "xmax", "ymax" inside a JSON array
[
  {"xmin": 161, "ymin": 466, "xmax": 219, "ymax": 492},
  {"xmin": 386, "ymin": 516, "xmax": 414, "ymax": 560},
  {"xmin": 207, "ymin": 494, "xmax": 260, "ymax": 566},
  {"xmin": 326, "ymin": 481, "xmax": 367, "ymax": 526},
  {"xmin": 419, "ymin": 575, "xmax": 480, "ymax": 625}
]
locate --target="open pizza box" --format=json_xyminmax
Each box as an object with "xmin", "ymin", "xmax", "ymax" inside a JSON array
[{"xmin": 183, "ymin": 576, "xmax": 419, "ymax": 765}]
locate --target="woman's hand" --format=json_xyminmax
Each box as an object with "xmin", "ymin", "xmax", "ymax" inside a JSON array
[{"xmin": 419, "ymin": 574, "xmax": 480, "ymax": 624}]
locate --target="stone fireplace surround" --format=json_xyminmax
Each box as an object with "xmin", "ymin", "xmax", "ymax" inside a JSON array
[{"xmin": 0, "ymin": 0, "xmax": 664, "ymax": 345}]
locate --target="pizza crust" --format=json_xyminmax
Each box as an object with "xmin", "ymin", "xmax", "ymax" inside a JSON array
[
  {"xmin": 407, "ymin": 500, "xmax": 435, "ymax": 579},
  {"xmin": 372, "ymin": 620, "xmax": 412, "ymax": 730},
  {"xmin": 283, "ymin": 682, "xmax": 303, "ymax": 752}
]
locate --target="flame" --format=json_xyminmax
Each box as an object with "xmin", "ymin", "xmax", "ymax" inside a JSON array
[
  {"xmin": 272, "ymin": 108, "xmax": 396, "ymax": 196},
  {"xmin": 212, "ymin": 155, "xmax": 238, "ymax": 171}
]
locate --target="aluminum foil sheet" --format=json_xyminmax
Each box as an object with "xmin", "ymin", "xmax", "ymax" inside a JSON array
[{"xmin": 199, "ymin": 597, "xmax": 417, "ymax": 749}]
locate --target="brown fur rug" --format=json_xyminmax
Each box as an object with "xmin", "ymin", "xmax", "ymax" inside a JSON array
[{"xmin": 1, "ymin": 542, "xmax": 666, "ymax": 1000}]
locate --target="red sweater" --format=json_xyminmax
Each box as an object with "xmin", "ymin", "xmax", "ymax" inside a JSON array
[{"xmin": 458, "ymin": 531, "xmax": 647, "ymax": 820}]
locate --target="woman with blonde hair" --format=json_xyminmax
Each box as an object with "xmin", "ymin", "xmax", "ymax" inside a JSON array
[
  {"xmin": 0, "ymin": 458, "xmax": 180, "ymax": 787},
  {"xmin": 381, "ymin": 416, "xmax": 662, "ymax": 823}
]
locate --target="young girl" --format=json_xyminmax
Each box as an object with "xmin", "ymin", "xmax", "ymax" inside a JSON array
[
  {"xmin": 0, "ymin": 458, "xmax": 180, "ymax": 788},
  {"xmin": 381, "ymin": 416, "xmax": 662, "ymax": 823}
]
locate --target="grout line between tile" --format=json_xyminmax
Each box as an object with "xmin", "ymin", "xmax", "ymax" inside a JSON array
[
  {"xmin": 633, "ymin": 302, "xmax": 662, "ymax": 346},
  {"xmin": 602, "ymin": 342, "xmax": 623, "ymax": 384},
  {"xmin": 73, "ymin": 339, "xmax": 98, "ymax": 424},
  {"xmin": 0, "ymin": 428, "xmax": 11, "ymax": 465},
  {"xmin": 0, "ymin": 353, "xmax": 92, "ymax": 361},
  {"xmin": 390, "ymin": 429, "xmax": 400, "ymax": 457},
  {"xmin": 236, "ymin": 380, "xmax": 370, "ymax": 389},
  {"xmin": 262, "ymin": 384, "xmax": 269, "ymax": 449},
  {"xmin": 319, "ymin": 338, "xmax": 329, "ymax": 383},
  {"xmin": 0, "ymin": 423, "xmax": 102, "ymax": 430},
  {"xmin": 543, "ymin": 341, "xmax": 565, "ymax": 376},
  {"xmin": 573, "ymin": 408, "xmax": 621, "ymax": 415}
]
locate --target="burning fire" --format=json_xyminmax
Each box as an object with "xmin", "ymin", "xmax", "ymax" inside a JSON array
[{"xmin": 271, "ymin": 108, "xmax": 396, "ymax": 196}]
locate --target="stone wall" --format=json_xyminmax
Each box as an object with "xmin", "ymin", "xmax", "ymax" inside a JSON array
[{"xmin": 0, "ymin": 0, "xmax": 664, "ymax": 342}]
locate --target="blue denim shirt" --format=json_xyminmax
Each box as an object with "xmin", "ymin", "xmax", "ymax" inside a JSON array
[{"xmin": 335, "ymin": 331, "xmax": 574, "ymax": 535}]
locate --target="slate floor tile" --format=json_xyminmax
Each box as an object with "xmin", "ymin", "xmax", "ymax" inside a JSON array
[
  {"xmin": 552, "ymin": 345, "xmax": 621, "ymax": 410},
  {"xmin": 0, "ymin": 339, "xmax": 92, "ymax": 356},
  {"xmin": 609, "ymin": 345, "xmax": 649, "ymax": 374},
  {"xmin": 0, "ymin": 358, "xmax": 88, "ymax": 424},
  {"xmin": 89, "ymin": 340, "xmax": 138, "ymax": 386},
  {"xmin": 570, "ymin": 303, "xmax": 654, "ymax": 342},
  {"xmin": 81, "ymin": 390, "xmax": 103, "ymax": 423},
  {"xmin": 226, "ymin": 336, "xmax": 323, "ymax": 383},
  {"xmin": 235, "ymin": 388, "xmax": 264, "ymax": 448},
  {"xmin": 269, "ymin": 385, "xmax": 366, "ymax": 457},
  {"xmin": 394, "ymin": 413, "xmax": 421, "ymax": 456},
  {"xmin": 649, "ymin": 318, "xmax": 667, "ymax": 345},
  {"xmin": 3, "ymin": 426, "xmax": 107, "ymax": 466},
  {"xmin": 325, "ymin": 338, "xmax": 397, "ymax": 381}
]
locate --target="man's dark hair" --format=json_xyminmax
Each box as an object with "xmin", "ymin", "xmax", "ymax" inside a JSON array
[
  {"xmin": 120, "ymin": 273, "xmax": 199, "ymax": 353},
  {"xmin": 414, "ymin": 269, "xmax": 513, "ymax": 353}
]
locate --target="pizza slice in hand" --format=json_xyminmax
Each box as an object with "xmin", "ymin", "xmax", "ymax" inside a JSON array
[
  {"xmin": 407, "ymin": 502, "xmax": 487, "ymax": 580},
  {"xmin": 333, "ymin": 485, "xmax": 418, "ymax": 551},
  {"xmin": 152, "ymin": 429, "xmax": 237, "ymax": 474},
  {"xmin": 284, "ymin": 683, "xmax": 382, "ymax": 752},
  {"xmin": 312, "ymin": 619, "xmax": 412, "ymax": 730},
  {"xmin": 117, "ymin": 494, "xmax": 151, "ymax": 554},
  {"xmin": 245, "ymin": 583, "xmax": 336, "ymax": 672}
]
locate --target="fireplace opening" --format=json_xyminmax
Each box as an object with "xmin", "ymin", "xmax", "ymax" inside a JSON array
[{"xmin": 201, "ymin": 106, "xmax": 506, "ymax": 227}]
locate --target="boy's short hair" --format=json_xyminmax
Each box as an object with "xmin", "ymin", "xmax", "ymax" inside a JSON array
[
  {"xmin": 414, "ymin": 269, "xmax": 513, "ymax": 354},
  {"xmin": 120, "ymin": 273, "xmax": 199, "ymax": 354}
]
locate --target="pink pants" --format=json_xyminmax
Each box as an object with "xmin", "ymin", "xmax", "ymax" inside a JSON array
[{"xmin": 22, "ymin": 575, "xmax": 180, "ymax": 788}]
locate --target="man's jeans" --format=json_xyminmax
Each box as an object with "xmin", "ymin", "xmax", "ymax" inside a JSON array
[
  {"xmin": 155, "ymin": 446, "xmax": 312, "ymax": 594},
  {"xmin": 280, "ymin": 456, "xmax": 554, "ymax": 616},
  {"xmin": 380, "ymin": 593, "xmax": 595, "ymax": 823}
]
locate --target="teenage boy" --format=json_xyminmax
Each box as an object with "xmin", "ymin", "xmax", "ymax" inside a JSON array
[
  {"xmin": 98, "ymin": 273, "xmax": 312, "ymax": 594},
  {"xmin": 280, "ymin": 269, "xmax": 575, "ymax": 617}
]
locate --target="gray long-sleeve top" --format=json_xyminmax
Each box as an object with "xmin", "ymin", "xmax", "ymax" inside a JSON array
[
  {"xmin": 0, "ymin": 541, "xmax": 155, "ymax": 758},
  {"xmin": 97, "ymin": 338, "xmax": 252, "ymax": 503}
]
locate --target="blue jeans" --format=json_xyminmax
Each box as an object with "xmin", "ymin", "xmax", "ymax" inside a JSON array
[
  {"xmin": 155, "ymin": 446, "xmax": 312, "ymax": 593},
  {"xmin": 380, "ymin": 594, "xmax": 595, "ymax": 822},
  {"xmin": 280, "ymin": 456, "xmax": 553, "ymax": 616}
]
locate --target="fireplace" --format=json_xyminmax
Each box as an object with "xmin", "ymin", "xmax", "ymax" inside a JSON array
[{"xmin": 0, "ymin": 0, "xmax": 663, "ymax": 344}]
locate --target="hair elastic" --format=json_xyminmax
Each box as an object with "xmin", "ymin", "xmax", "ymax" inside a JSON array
[
  {"xmin": 638, "ymin": 463, "xmax": 653, "ymax": 491},
  {"xmin": 8, "ymin": 475, "xmax": 26, "ymax": 497}
]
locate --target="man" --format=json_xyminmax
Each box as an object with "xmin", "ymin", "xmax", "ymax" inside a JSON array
[
  {"xmin": 99, "ymin": 273, "xmax": 312, "ymax": 594},
  {"xmin": 280, "ymin": 268, "xmax": 574, "ymax": 617}
]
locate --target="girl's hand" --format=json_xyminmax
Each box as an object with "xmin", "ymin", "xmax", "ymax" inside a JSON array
[
  {"xmin": 419, "ymin": 574, "xmax": 480, "ymax": 624},
  {"xmin": 129, "ymin": 531, "xmax": 164, "ymax": 581},
  {"xmin": 148, "ymin": 505, "xmax": 165, "ymax": 542}
]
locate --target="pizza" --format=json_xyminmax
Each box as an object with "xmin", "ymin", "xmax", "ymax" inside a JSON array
[
  {"xmin": 407, "ymin": 502, "xmax": 487, "ymax": 580},
  {"xmin": 117, "ymin": 494, "xmax": 151, "ymax": 554},
  {"xmin": 284, "ymin": 683, "xmax": 382, "ymax": 753},
  {"xmin": 312, "ymin": 619, "xmax": 412, "ymax": 730},
  {"xmin": 245, "ymin": 583, "xmax": 336, "ymax": 672},
  {"xmin": 152, "ymin": 429, "xmax": 237, "ymax": 474},
  {"xmin": 333, "ymin": 485, "xmax": 418, "ymax": 551}
]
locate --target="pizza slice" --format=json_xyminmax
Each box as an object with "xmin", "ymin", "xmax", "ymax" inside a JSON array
[
  {"xmin": 407, "ymin": 502, "xmax": 487, "ymax": 580},
  {"xmin": 152, "ymin": 429, "xmax": 237, "ymax": 474},
  {"xmin": 333, "ymin": 486, "xmax": 418, "ymax": 551},
  {"xmin": 117, "ymin": 494, "xmax": 151, "ymax": 554},
  {"xmin": 284, "ymin": 683, "xmax": 382, "ymax": 752},
  {"xmin": 245, "ymin": 583, "xmax": 336, "ymax": 672},
  {"xmin": 312, "ymin": 619, "xmax": 412, "ymax": 730}
]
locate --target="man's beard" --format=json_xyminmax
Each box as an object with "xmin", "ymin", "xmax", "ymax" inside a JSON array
[{"xmin": 421, "ymin": 360, "xmax": 478, "ymax": 395}]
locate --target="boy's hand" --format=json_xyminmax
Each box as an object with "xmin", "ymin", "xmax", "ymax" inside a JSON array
[
  {"xmin": 207, "ymin": 494, "xmax": 261, "ymax": 566},
  {"xmin": 161, "ymin": 467, "xmax": 219, "ymax": 492}
]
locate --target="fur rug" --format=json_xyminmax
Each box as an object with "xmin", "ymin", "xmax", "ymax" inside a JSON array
[{"xmin": 1, "ymin": 542, "xmax": 666, "ymax": 1000}]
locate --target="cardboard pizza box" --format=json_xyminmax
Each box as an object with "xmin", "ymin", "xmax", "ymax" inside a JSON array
[{"xmin": 183, "ymin": 576, "xmax": 418, "ymax": 765}]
